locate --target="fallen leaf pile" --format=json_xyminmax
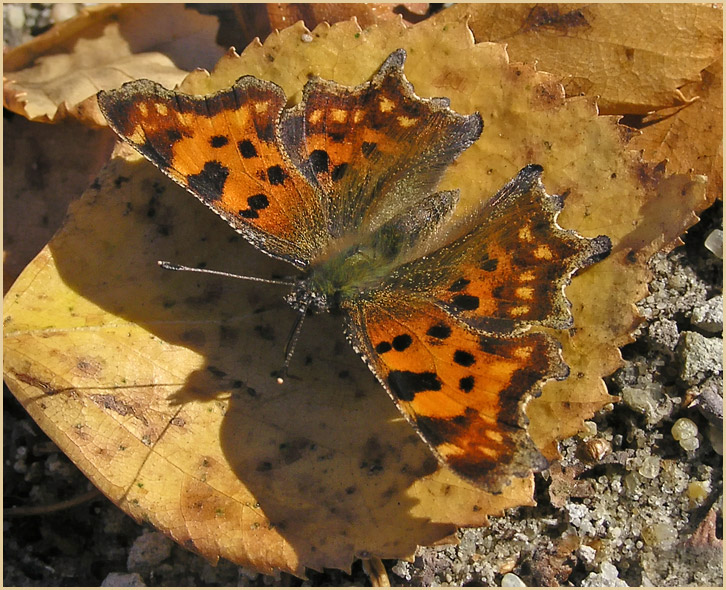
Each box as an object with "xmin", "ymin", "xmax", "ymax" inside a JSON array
[{"xmin": 4, "ymin": 3, "xmax": 721, "ymax": 577}]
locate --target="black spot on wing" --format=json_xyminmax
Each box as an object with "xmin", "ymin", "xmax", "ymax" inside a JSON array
[
  {"xmin": 247, "ymin": 193, "xmax": 269, "ymax": 210},
  {"xmin": 238, "ymin": 139, "xmax": 257, "ymax": 158},
  {"xmin": 166, "ymin": 129, "xmax": 183, "ymax": 143},
  {"xmin": 451, "ymin": 294, "xmax": 480, "ymax": 311},
  {"xmin": 388, "ymin": 370, "xmax": 441, "ymax": 402},
  {"xmin": 426, "ymin": 323, "xmax": 451, "ymax": 340},
  {"xmin": 210, "ymin": 135, "xmax": 229, "ymax": 148},
  {"xmin": 267, "ymin": 165, "xmax": 287, "ymax": 185},
  {"xmin": 448, "ymin": 277, "xmax": 471, "ymax": 292},
  {"xmin": 480, "ymin": 255, "xmax": 499, "ymax": 272},
  {"xmin": 187, "ymin": 161, "xmax": 229, "ymax": 201},
  {"xmin": 375, "ymin": 341, "xmax": 392, "ymax": 354},
  {"xmin": 392, "ymin": 334, "xmax": 412, "ymax": 351},
  {"xmin": 453, "ymin": 350, "xmax": 475, "ymax": 367},
  {"xmin": 310, "ymin": 150, "xmax": 330, "ymax": 175},
  {"xmin": 459, "ymin": 375, "xmax": 475, "ymax": 393}
]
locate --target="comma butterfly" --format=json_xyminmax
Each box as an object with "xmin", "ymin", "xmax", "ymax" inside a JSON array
[{"xmin": 97, "ymin": 50, "xmax": 611, "ymax": 492}]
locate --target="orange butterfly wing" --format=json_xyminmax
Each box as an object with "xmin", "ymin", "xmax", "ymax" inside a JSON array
[
  {"xmin": 346, "ymin": 299, "xmax": 557, "ymax": 491},
  {"xmin": 393, "ymin": 166, "xmax": 611, "ymax": 334},
  {"xmin": 280, "ymin": 50, "xmax": 483, "ymax": 237},
  {"xmin": 98, "ymin": 78, "xmax": 326, "ymax": 267},
  {"xmin": 344, "ymin": 167, "xmax": 610, "ymax": 491}
]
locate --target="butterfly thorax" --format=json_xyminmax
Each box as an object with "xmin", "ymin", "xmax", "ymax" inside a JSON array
[{"xmin": 285, "ymin": 240, "xmax": 394, "ymax": 315}]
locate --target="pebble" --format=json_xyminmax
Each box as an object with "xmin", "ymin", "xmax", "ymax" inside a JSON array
[
  {"xmin": 637, "ymin": 456, "xmax": 661, "ymax": 479},
  {"xmin": 706, "ymin": 423, "xmax": 722, "ymax": 455},
  {"xmin": 101, "ymin": 572, "xmax": 146, "ymax": 586},
  {"xmin": 50, "ymin": 3, "xmax": 78, "ymax": 23},
  {"xmin": 577, "ymin": 544, "xmax": 597, "ymax": 568},
  {"xmin": 4, "ymin": 4, "xmax": 25, "ymax": 30},
  {"xmin": 688, "ymin": 379, "xmax": 723, "ymax": 424},
  {"xmin": 621, "ymin": 385, "xmax": 672, "ymax": 426},
  {"xmin": 671, "ymin": 417, "xmax": 698, "ymax": 441},
  {"xmin": 690, "ymin": 295, "xmax": 723, "ymax": 333},
  {"xmin": 579, "ymin": 421, "xmax": 598, "ymax": 438},
  {"xmin": 642, "ymin": 522, "xmax": 678, "ymax": 548},
  {"xmin": 501, "ymin": 572, "xmax": 526, "ymax": 587},
  {"xmin": 676, "ymin": 331, "xmax": 723, "ymax": 385},
  {"xmin": 704, "ymin": 229, "xmax": 723, "ymax": 258},
  {"xmin": 647, "ymin": 318, "xmax": 680, "ymax": 350},
  {"xmin": 679, "ymin": 436, "xmax": 700, "ymax": 451},
  {"xmin": 127, "ymin": 532, "xmax": 173, "ymax": 571},
  {"xmin": 687, "ymin": 480, "xmax": 711, "ymax": 506},
  {"xmin": 582, "ymin": 562, "xmax": 628, "ymax": 587}
]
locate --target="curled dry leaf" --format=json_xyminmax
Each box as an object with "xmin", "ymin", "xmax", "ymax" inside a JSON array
[
  {"xmin": 3, "ymin": 4, "xmax": 223, "ymax": 124},
  {"xmin": 3, "ymin": 15, "xmax": 714, "ymax": 575},
  {"xmin": 435, "ymin": 3, "xmax": 723, "ymax": 115},
  {"xmin": 629, "ymin": 59, "xmax": 723, "ymax": 204}
]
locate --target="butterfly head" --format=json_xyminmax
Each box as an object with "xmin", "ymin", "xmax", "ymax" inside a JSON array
[{"xmin": 284, "ymin": 278, "xmax": 334, "ymax": 316}]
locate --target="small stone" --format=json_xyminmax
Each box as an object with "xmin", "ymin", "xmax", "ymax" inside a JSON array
[
  {"xmin": 706, "ymin": 423, "xmax": 722, "ymax": 455},
  {"xmin": 623, "ymin": 473, "xmax": 640, "ymax": 494},
  {"xmin": 676, "ymin": 332, "xmax": 723, "ymax": 385},
  {"xmin": 579, "ymin": 421, "xmax": 597, "ymax": 438},
  {"xmin": 672, "ymin": 417, "xmax": 698, "ymax": 441},
  {"xmin": 704, "ymin": 228, "xmax": 723, "ymax": 258},
  {"xmin": 691, "ymin": 295, "xmax": 723, "ymax": 333},
  {"xmin": 577, "ymin": 544, "xmax": 597, "ymax": 568},
  {"xmin": 582, "ymin": 562, "xmax": 628, "ymax": 587},
  {"xmin": 50, "ymin": 3, "xmax": 78, "ymax": 23},
  {"xmin": 582, "ymin": 438, "xmax": 611, "ymax": 462},
  {"xmin": 4, "ymin": 4, "xmax": 25, "ymax": 30},
  {"xmin": 642, "ymin": 522, "xmax": 678, "ymax": 548},
  {"xmin": 101, "ymin": 572, "xmax": 146, "ymax": 587},
  {"xmin": 501, "ymin": 572, "xmax": 526, "ymax": 587},
  {"xmin": 621, "ymin": 385, "xmax": 672, "ymax": 426},
  {"xmin": 127, "ymin": 532, "xmax": 173, "ymax": 571},
  {"xmin": 638, "ymin": 456, "xmax": 661, "ymax": 479},
  {"xmin": 687, "ymin": 480, "xmax": 711, "ymax": 506},
  {"xmin": 688, "ymin": 378, "xmax": 723, "ymax": 425},
  {"xmin": 680, "ymin": 436, "xmax": 700, "ymax": 451},
  {"xmin": 647, "ymin": 318, "xmax": 680, "ymax": 350}
]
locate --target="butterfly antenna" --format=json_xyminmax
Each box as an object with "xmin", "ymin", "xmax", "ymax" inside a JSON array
[
  {"xmin": 277, "ymin": 307, "xmax": 307, "ymax": 384},
  {"xmin": 158, "ymin": 261, "xmax": 295, "ymax": 286}
]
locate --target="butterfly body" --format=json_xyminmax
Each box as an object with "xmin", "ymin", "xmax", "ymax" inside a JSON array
[{"xmin": 98, "ymin": 49, "xmax": 611, "ymax": 492}]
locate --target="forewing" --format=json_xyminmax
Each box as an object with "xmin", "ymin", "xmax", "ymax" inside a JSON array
[
  {"xmin": 280, "ymin": 49, "xmax": 482, "ymax": 238},
  {"xmin": 345, "ymin": 298, "xmax": 560, "ymax": 492},
  {"xmin": 98, "ymin": 78, "xmax": 326, "ymax": 268},
  {"xmin": 393, "ymin": 165, "xmax": 612, "ymax": 334}
]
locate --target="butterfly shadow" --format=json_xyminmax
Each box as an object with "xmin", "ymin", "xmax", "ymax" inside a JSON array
[{"xmin": 48, "ymin": 158, "xmax": 454, "ymax": 567}]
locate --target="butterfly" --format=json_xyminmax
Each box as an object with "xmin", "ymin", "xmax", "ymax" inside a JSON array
[{"xmin": 97, "ymin": 49, "xmax": 611, "ymax": 492}]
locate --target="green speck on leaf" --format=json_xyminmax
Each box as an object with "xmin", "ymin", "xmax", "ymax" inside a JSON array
[
  {"xmin": 137, "ymin": 482, "xmax": 144, "ymax": 488},
  {"xmin": 354, "ymin": 33, "xmax": 360, "ymax": 38}
]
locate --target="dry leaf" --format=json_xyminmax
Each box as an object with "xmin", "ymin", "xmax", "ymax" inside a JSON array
[
  {"xmin": 3, "ymin": 14, "xmax": 715, "ymax": 575},
  {"xmin": 434, "ymin": 3, "xmax": 723, "ymax": 115},
  {"xmin": 3, "ymin": 115, "xmax": 117, "ymax": 291},
  {"xmin": 266, "ymin": 3, "xmax": 428, "ymax": 30},
  {"xmin": 3, "ymin": 4, "xmax": 224, "ymax": 124},
  {"xmin": 222, "ymin": 3, "xmax": 429, "ymax": 51},
  {"xmin": 629, "ymin": 58, "xmax": 723, "ymax": 203}
]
